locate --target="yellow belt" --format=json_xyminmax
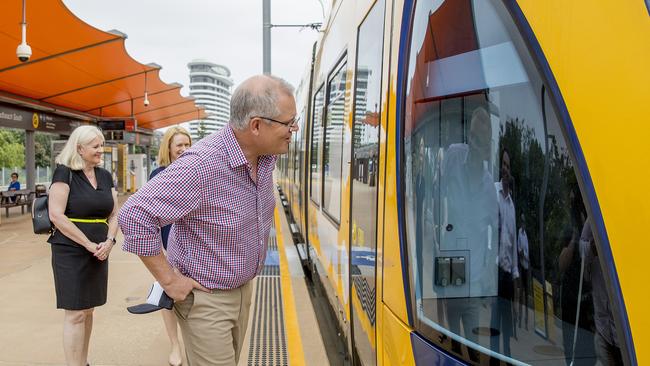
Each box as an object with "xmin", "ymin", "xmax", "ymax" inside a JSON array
[{"xmin": 69, "ymin": 218, "xmax": 108, "ymax": 225}]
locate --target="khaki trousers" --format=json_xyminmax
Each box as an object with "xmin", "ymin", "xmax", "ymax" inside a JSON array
[{"xmin": 174, "ymin": 281, "xmax": 253, "ymax": 366}]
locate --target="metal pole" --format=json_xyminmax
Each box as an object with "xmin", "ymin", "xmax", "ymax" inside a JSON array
[
  {"xmin": 145, "ymin": 146, "xmax": 151, "ymax": 178},
  {"xmin": 25, "ymin": 130, "xmax": 35, "ymax": 191},
  {"xmin": 263, "ymin": 0, "xmax": 271, "ymax": 74}
]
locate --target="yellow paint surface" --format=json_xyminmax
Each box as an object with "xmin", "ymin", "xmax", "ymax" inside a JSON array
[
  {"xmin": 275, "ymin": 209, "xmax": 306, "ymax": 365},
  {"xmin": 518, "ymin": 1, "xmax": 650, "ymax": 362}
]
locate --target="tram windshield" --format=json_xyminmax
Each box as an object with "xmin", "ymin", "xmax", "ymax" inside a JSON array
[{"xmin": 403, "ymin": 0, "xmax": 621, "ymax": 364}]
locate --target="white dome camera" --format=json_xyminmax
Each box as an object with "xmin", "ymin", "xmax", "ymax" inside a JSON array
[{"xmin": 16, "ymin": 42, "xmax": 31, "ymax": 63}]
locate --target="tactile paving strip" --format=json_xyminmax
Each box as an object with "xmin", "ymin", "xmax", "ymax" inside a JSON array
[{"xmin": 248, "ymin": 224, "xmax": 288, "ymax": 365}]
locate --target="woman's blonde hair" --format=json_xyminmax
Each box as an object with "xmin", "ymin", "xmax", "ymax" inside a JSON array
[
  {"xmin": 157, "ymin": 126, "xmax": 192, "ymax": 167},
  {"xmin": 55, "ymin": 125, "xmax": 105, "ymax": 170}
]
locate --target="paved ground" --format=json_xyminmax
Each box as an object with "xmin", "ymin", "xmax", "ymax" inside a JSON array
[
  {"xmin": 0, "ymin": 195, "xmax": 185, "ymax": 365},
  {"xmin": 0, "ymin": 193, "xmax": 330, "ymax": 366}
]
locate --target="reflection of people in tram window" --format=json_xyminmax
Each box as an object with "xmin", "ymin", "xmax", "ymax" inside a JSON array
[
  {"xmin": 582, "ymin": 219, "xmax": 624, "ymax": 365},
  {"xmin": 440, "ymin": 106, "xmax": 498, "ymax": 296},
  {"xmin": 414, "ymin": 136, "xmax": 428, "ymax": 298},
  {"xmin": 517, "ymin": 213, "xmax": 530, "ymax": 330},
  {"xmin": 440, "ymin": 106, "xmax": 498, "ymax": 356},
  {"xmin": 559, "ymin": 224, "xmax": 596, "ymax": 366},
  {"xmin": 490, "ymin": 147, "xmax": 519, "ymax": 358}
]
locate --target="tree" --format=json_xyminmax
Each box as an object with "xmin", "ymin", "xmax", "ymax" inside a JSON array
[
  {"xmin": 196, "ymin": 120, "xmax": 209, "ymax": 140},
  {"xmin": 0, "ymin": 129, "xmax": 25, "ymax": 168},
  {"xmin": 35, "ymin": 132, "xmax": 53, "ymax": 167}
]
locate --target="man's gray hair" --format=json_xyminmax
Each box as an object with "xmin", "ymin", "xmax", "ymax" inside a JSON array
[{"xmin": 230, "ymin": 75, "xmax": 295, "ymax": 130}]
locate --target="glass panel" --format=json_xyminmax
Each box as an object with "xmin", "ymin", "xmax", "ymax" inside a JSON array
[
  {"xmin": 351, "ymin": 1, "xmax": 384, "ymax": 364},
  {"xmin": 310, "ymin": 86, "xmax": 325, "ymax": 204},
  {"xmin": 403, "ymin": 0, "xmax": 619, "ymax": 364},
  {"xmin": 323, "ymin": 62, "xmax": 347, "ymax": 222},
  {"xmin": 295, "ymin": 107, "xmax": 306, "ymax": 232}
]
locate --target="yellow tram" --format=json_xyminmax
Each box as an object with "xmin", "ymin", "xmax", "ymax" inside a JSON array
[{"xmin": 277, "ymin": 0, "xmax": 649, "ymax": 364}]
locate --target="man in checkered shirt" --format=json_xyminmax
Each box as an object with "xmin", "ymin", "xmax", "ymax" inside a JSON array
[{"xmin": 118, "ymin": 74, "xmax": 298, "ymax": 366}]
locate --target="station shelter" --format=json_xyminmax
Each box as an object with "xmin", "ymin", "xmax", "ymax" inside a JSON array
[{"xmin": 0, "ymin": 0, "xmax": 206, "ymax": 194}]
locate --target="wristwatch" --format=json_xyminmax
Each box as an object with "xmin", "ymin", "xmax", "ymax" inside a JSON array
[{"xmin": 107, "ymin": 237, "xmax": 116, "ymax": 245}]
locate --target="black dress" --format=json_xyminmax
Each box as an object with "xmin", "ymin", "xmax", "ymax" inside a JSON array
[{"xmin": 47, "ymin": 165, "xmax": 114, "ymax": 310}]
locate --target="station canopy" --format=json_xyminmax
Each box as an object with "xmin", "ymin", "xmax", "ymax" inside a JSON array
[{"xmin": 0, "ymin": 0, "xmax": 206, "ymax": 130}]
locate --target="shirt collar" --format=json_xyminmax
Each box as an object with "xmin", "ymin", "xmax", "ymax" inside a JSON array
[
  {"xmin": 224, "ymin": 125, "xmax": 250, "ymax": 169},
  {"xmin": 224, "ymin": 125, "xmax": 277, "ymax": 169},
  {"xmin": 496, "ymin": 180, "xmax": 513, "ymax": 201}
]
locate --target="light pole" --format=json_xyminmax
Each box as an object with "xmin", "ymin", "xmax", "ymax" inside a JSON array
[
  {"xmin": 262, "ymin": 0, "xmax": 322, "ymax": 75},
  {"xmin": 263, "ymin": 0, "xmax": 271, "ymax": 74}
]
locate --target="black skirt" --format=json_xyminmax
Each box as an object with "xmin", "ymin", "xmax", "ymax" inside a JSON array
[{"xmin": 51, "ymin": 243, "xmax": 108, "ymax": 310}]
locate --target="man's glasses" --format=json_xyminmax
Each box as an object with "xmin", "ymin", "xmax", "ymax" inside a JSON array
[{"xmin": 252, "ymin": 116, "xmax": 300, "ymax": 128}]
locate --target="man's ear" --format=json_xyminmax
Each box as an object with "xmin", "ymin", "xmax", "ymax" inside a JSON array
[{"xmin": 250, "ymin": 117, "xmax": 261, "ymax": 136}]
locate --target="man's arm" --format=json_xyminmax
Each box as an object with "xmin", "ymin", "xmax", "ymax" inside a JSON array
[{"xmin": 118, "ymin": 152, "xmax": 208, "ymax": 299}]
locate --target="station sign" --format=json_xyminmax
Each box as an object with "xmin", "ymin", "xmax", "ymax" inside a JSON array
[
  {"xmin": 98, "ymin": 120, "xmax": 125, "ymax": 130},
  {"xmin": 0, "ymin": 103, "xmax": 85, "ymax": 134},
  {"xmin": 102, "ymin": 130, "xmax": 152, "ymax": 146},
  {"xmin": 125, "ymin": 119, "xmax": 136, "ymax": 131}
]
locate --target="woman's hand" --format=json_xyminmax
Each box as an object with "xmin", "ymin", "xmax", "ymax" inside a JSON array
[
  {"xmin": 83, "ymin": 242, "xmax": 99, "ymax": 255},
  {"xmin": 95, "ymin": 239, "xmax": 114, "ymax": 261}
]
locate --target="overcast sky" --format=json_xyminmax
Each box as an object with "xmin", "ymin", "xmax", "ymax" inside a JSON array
[{"xmin": 62, "ymin": 0, "xmax": 325, "ymax": 98}]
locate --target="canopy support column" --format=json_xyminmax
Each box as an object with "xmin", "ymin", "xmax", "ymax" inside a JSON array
[
  {"xmin": 145, "ymin": 146, "xmax": 151, "ymax": 178},
  {"xmin": 25, "ymin": 130, "xmax": 35, "ymax": 191}
]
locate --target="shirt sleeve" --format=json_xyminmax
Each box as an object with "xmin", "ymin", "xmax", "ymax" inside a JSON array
[
  {"xmin": 119, "ymin": 152, "xmax": 204, "ymax": 256},
  {"xmin": 51, "ymin": 165, "xmax": 71, "ymax": 185}
]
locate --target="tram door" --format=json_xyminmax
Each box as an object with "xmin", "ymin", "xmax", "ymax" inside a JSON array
[{"xmin": 349, "ymin": 1, "xmax": 384, "ymax": 364}]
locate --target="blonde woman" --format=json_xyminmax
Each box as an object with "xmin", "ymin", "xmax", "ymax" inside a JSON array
[
  {"xmin": 48, "ymin": 125, "xmax": 118, "ymax": 366},
  {"xmin": 149, "ymin": 126, "xmax": 191, "ymax": 366}
]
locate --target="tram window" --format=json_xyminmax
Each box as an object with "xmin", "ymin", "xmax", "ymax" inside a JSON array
[
  {"xmin": 350, "ymin": 0, "xmax": 384, "ymax": 363},
  {"xmin": 403, "ymin": 0, "xmax": 620, "ymax": 364},
  {"xmin": 323, "ymin": 60, "xmax": 348, "ymax": 223},
  {"xmin": 310, "ymin": 85, "xmax": 325, "ymax": 205}
]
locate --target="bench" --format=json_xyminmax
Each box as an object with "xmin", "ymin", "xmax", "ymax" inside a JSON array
[{"xmin": 1, "ymin": 189, "xmax": 35, "ymax": 217}]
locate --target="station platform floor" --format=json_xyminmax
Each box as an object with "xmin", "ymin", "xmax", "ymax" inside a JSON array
[{"xmin": 0, "ymin": 191, "xmax": 337, "ymax": 365}]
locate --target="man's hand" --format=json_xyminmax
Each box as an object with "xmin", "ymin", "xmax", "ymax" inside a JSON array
[
  {"xmin": 139, "ymin": 253, "xmax": 210, "ymax": 302},
  {"xmin": 163, "ymin": 268, "xmax": 210, "ymax": 302}
]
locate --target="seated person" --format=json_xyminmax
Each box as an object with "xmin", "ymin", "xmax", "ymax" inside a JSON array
[{"xmin": 7, "ymin": 172, "xmax": 20, "ymax": 202}]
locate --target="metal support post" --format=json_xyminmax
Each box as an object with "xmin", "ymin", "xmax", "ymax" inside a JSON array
[
  {"xmin": 145, "ymin": 146, "xmax": 151, "ymax": 178},
  {"xmin": 25, "ymin": 130, "xmax": 35, "ymax": 190},
  {"xmin": 263, "ymin": 0, "xmax": 272, "ymax": 74}
]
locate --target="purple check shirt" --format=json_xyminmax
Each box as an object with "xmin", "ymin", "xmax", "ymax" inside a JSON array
[{"xmin": 119, "ymin": 126, "xmax": 277, "ymax": 290}]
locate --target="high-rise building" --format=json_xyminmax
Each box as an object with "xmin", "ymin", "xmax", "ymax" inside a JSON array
[{"xmin": 186, "ymin": 60, "xmax": 233, "ymax": 140}]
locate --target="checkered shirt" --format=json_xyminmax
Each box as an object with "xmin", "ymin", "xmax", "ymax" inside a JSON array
[{"xmin": 119, "ymin": 126, "xmax": 277, "ymax": 290}]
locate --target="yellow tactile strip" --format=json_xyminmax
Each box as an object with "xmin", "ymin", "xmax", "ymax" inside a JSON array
[{"xmin": 275, "ymin": 208, "xmax": 306, "ymax": 366}]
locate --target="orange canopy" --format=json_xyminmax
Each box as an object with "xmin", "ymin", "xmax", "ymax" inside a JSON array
[{"xmin": 0, "ymin": 0, "xmax": 206, "ymax": 130}]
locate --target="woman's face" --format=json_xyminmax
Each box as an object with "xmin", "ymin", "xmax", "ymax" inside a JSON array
[
  {"xmin": 78, "ymin": 136, "xmax": 104, "ymax": 167},
  {"xmin": 169, "ymin": 133, "xmax": 191, "ymax": 162},
  {"xmin": 10, "ymin": 174, "xmax": 18, "ymax": 182}
]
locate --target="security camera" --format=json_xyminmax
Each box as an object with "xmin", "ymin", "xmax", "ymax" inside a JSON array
[{"xmin": 16, "ymin": 42, "xmax": 31, "ymax": 63}]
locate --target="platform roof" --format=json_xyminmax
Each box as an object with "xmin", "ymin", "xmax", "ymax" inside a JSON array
[{"xmin": 0, "ymin": 0, "xmax": 206, "ymax": 130}]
